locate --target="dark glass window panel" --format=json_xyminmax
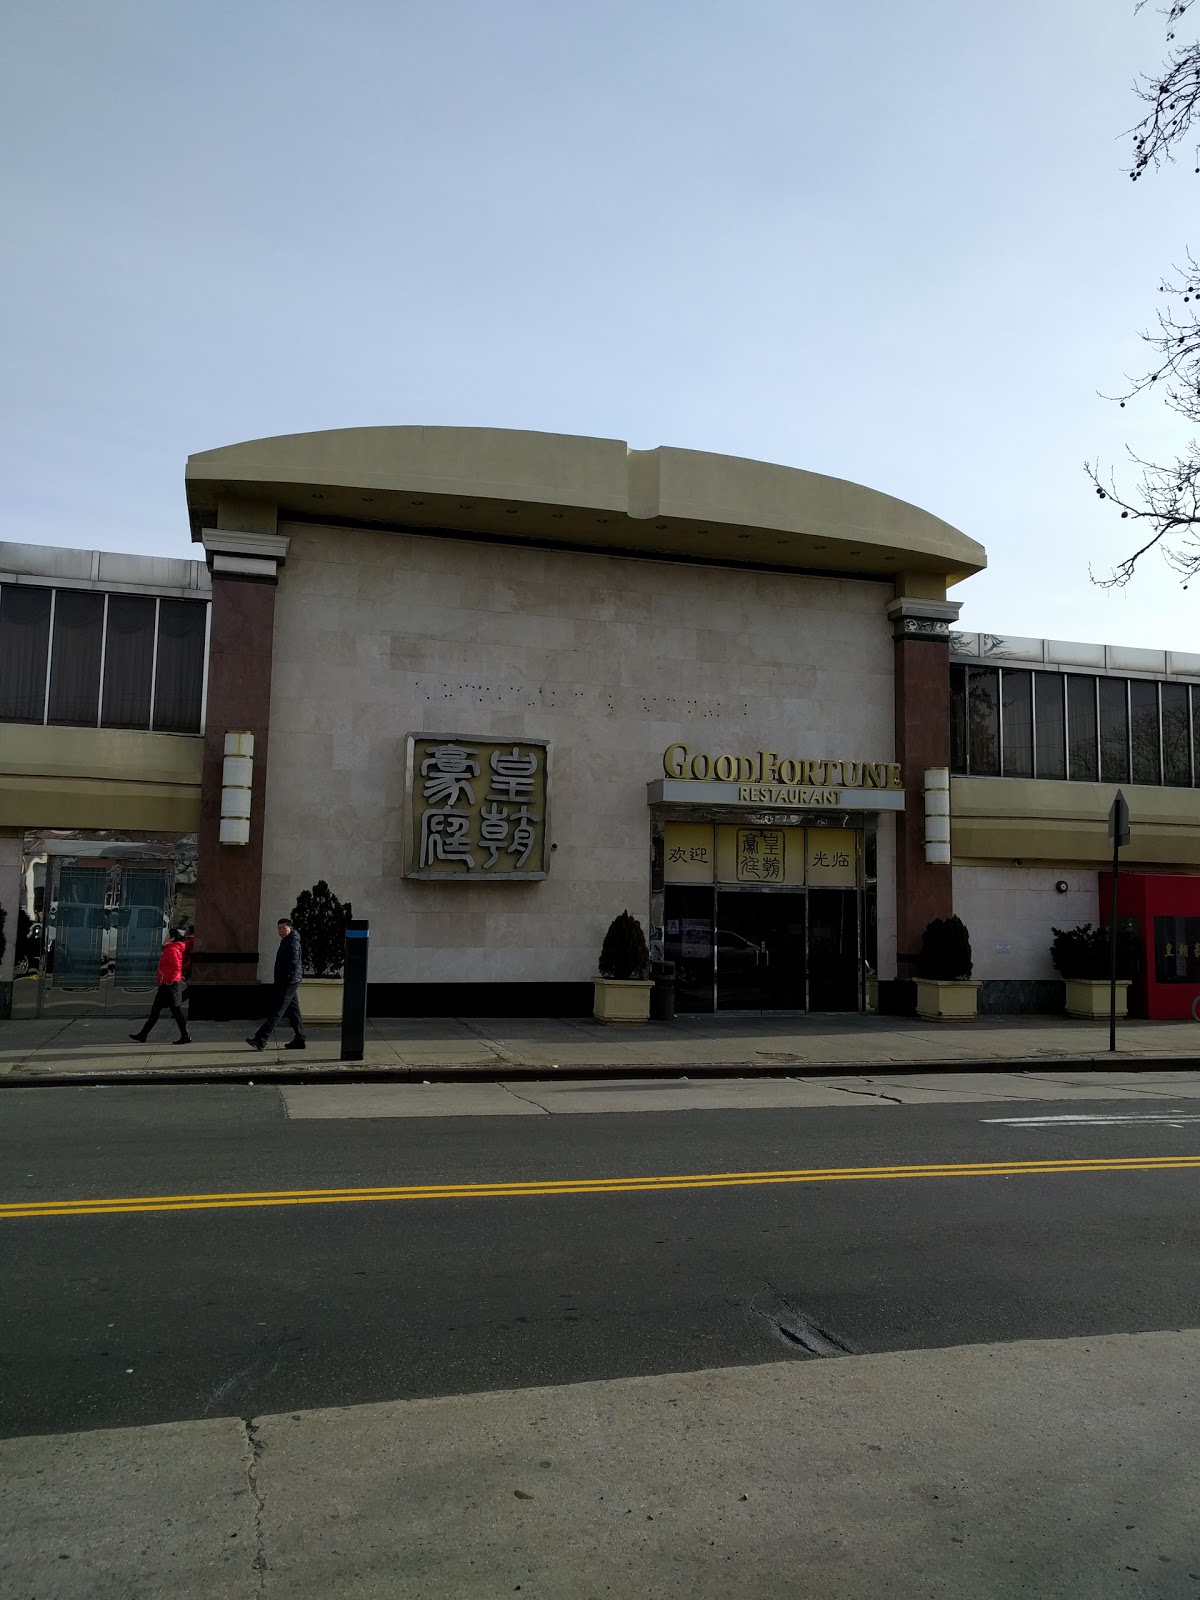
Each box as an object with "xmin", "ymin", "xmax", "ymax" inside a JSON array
[
  {"xmin": 1067, "ymin": 675, "xmax": 1098, "ymax": 781},
  {"xmin": 1033, "ymin": 672, "xmax": 1065, "ymax": 779},
  {"xmin": 153, "ymin": 600, "xmax": 206, "ymax": 733},
  {"xmin": 1000, "ymin": 670, "xmax": 1032, "ymax": 777},
  {"xmin": 1130, "ymin": 680, "xmax": 1161, "ymax": 785},
  {"xmin": 1154, "ymin": 915, "xmax": 1200, "ymax": 983},
  {"xmin": 1098, "ymin": 677, "xmax": 1129, "ymax": 784},
  {"xmin": 48, "ymin": 590, "xmax": 104, "ymax": 726},
  {"xmin": 949, "ymin": 664, "xmax": 968, "ymax": 773},
  {"xmin": 967, "ymin": 666, "xmax": 1000, "ymax": 776},
  {"xmin": 1162, "ymin": 682, "xmax": 1191, "ymax": 787},
  {"xmin": 0, "ymin": 585, "xmax": 52, "ymax": 721},
  {"xmin": 101, "ymin": 595, "xmax": 156, "ymax": 728}
]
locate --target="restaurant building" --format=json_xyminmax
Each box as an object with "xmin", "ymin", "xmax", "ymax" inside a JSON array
[{"xmin": 2, "ymin": 426, "xmax": 1199, "ymax": 1021}]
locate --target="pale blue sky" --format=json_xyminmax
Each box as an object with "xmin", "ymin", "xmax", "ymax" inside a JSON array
[{"xmin": 2, "ymin": 0, "xmax": 1194, "ymax": 648}]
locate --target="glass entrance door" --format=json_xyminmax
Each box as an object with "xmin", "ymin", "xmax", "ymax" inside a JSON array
[
  {"xmin": 664, "ymin": 882, "xmax": 860, "ymax": 1013},
  {"xmin": 40, "ymin": 859, "xmax": 173, "ymax": 1017},
  {"xmin": 715, "ymin": 891, "xmax": 806, "ymax": 1010},
  {"xmin": 49, "ymin": 866, "xmax": 107, "ymax": 1000},
  {"xmin": 808, "ymin": 888, "xmax": 860, "ymax": 1010}
]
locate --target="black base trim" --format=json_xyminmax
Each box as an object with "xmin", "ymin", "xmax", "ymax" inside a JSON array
[
  {"xmin": 877, "ymin": 977, "xmax": 1068, "ymax": 1016},
  {"xmin": 185, "ymin": 981, "xmax": 595, "ymax": 1020},
  {"xmin": 187, "ymin": 984, "xmax": 268, "ymax": 1020},
  {"xmin": 876, "ymin": 979, "xmax": 916, "ymax": 1016},
  {"xmin": 367, "ymin": 982, "xmax": 593, "ymax": 1018},
  {"xmin": 977, "ymin": 979, "xmax": 1065, "ymax": 1015}
]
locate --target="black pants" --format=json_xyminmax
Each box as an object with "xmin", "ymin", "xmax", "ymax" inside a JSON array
[
  {"xmin": 140, "ymin": 982, "xmax": 189, "ymax": 1039},
  {"xmin": 255, "ymin": 981, "xmax": 305, "ymax": 1045}
]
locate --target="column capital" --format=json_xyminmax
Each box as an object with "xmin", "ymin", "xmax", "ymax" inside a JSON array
[
  {"xmin": 201, "ymin": 528, "xmax": 291, "ymax": 579},
  {"xmin": 886, "ymin": 597, "xmax": 963, "ymax": 641}
]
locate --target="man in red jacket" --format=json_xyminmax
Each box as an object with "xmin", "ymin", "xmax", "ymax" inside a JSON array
[{"xmin": 129, "ymin": 928, "xmax": 192, "ymax": 1045}]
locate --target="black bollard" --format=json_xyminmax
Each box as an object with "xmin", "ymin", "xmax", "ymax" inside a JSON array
[{"xmin": 340, "ymin": 918, "xmax": 369, "ymax": 1062}]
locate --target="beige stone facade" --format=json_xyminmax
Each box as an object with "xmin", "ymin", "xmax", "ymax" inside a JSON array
[
  {"xmin": 260, "ymin": 521, "xmax": 899, "ymax": 987},
  {"xmin": 951, "ymin": 865, "xmax": 1096, "ymax": 983}
]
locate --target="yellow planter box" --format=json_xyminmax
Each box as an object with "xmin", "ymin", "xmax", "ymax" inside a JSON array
[
  {"xmin": 915, "ymin": 978, "xmax": 980, "ymax": 1022},
  {"xmin": 300, "ymin": 977, "xmax": 344, "ymax": 1025},
  {"xmin": 1064, "ymin": 979, "xmax": 1130, "ymax": 1020},
  {"xmin": 593, "ymin": 978, "xmax": 653, "ymax": 1024}
]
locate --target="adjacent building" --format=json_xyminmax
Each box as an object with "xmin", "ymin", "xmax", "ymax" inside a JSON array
[{"xmin": 2, "ymin": 426, "xmax": 1198, "ymax": 1022}]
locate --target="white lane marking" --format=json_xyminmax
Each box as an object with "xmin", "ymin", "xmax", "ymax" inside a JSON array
[{"xmin": 984, "ymin": 1112, "xmax": 1198, "ymax": 1128}]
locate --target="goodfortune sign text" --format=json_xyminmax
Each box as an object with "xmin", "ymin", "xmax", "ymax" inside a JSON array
[{"xmin": 663, "ymin": 745, "xmax": 903, "ymax": 804}]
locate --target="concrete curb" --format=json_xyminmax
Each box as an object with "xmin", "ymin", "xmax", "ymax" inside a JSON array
[{"xmin": 4, "ymin": 1054, "xmax": 1200, "ymax": 1087}]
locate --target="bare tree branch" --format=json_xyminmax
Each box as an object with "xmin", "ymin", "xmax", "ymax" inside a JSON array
[
  {"xmin": 1093, "ymin": 3, "xmax": 1200, "ymax": 586},
  {"xmin": 1129, "ymin": 2, "xmax": 1200, "ymax": 177}
]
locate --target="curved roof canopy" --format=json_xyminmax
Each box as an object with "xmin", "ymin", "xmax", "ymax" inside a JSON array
[{"xmin": 186, "ymin": 426, "xmax": 985, "ymax": 585}]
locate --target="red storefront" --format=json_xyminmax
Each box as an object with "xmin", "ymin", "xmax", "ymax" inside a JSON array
[{"xmin": 1102, "ymin": 871, "xmax": 1200, "ymax": 1020}]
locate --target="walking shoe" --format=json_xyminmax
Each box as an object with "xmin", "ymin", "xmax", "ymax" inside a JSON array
[
  {"xmin": 285, "ymin": 1038, "xmax": 307, "ymax": 1050},
  {"xmin": 172, "ymin": 1035, "xmax": 193, "ymax": 1045},
  {"xmin": 128, "ymin": 1033, "xmax": 149, "ymax": 1043},
  {"xmin": 246, "ymin": 1036, "xmax": 266, "ymax": 1051}
]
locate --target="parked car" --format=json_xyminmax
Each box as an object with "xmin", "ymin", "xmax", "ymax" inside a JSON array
[
  {"xmin": 14, "ymin": 912, "xmax": 44, "ymax": 978},
  {"xmin": 663, "ymin": 925, "xmax": 766, "ymax": 988}
]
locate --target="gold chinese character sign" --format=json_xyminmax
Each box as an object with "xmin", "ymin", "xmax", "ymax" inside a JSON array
[
  {"xmin": 735, "ymin": 829, "xmax": 784, "ymax": 883},
  {"xmin": 405, "ymin": 734, "xmax": 551, "ymax": 880}
]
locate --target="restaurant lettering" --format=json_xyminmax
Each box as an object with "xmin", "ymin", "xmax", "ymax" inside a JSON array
[{"xmin": 662, "ymin": 745, "xmax": 902, "ymax": 790}]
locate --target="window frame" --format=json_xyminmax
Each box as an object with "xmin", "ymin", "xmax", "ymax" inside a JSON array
[
  {"xmin": 949, "ymin": 663, "xmax": 1197, "ymax": 788},
  {"xmin": 0, "ymin": 582, "xmax": 210, "ymax": 736}
]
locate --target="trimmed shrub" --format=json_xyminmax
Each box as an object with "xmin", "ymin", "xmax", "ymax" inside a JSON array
[
  {"xmin": 918, "ymin": 915, "xmax": 973, "ymax": 981},
  {"xmin": 1051, "ymin": 923, "xmax": 1139, "ymax": 981},
  {"xmin": 291, "ymin": 881, "xmax": 353, "ymax": 979},
  {"xmin": 598, "ymin": 911, "xmax": 650, "ymax": 981}
]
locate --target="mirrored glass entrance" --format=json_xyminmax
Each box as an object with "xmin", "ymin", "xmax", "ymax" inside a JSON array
[
  {"xmin": 714, "ymin": 891, "xmax": 806, "ymax": 1009},
  {"xmin": 39, "ymin": 858, "xmax": 175, "ymax": 1017},
  {"xmin": 659, "ymin": 818, "xmax": 870, "ymax": 1013},
  {"xmin": 663, "ymin": 884, "xmax": 861, "ymax": 1013}
]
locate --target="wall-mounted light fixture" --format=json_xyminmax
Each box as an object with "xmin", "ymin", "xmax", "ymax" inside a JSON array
[
  {"xmin": 220, "ymin": 731, "xmax": 254, "ymax": 845},
  {"xmin": 923, "ymin": 767, "xmax": 950, "ymax": 864}
]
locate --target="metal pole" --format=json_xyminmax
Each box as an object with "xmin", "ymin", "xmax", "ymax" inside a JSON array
[
  {"xmin": 1109, "ymin": 837, "xmax": 1119, "ymax": 1053},
  {"xmin": 340, "ymin": 918, "xmax": 369, "ymax": 1062}
]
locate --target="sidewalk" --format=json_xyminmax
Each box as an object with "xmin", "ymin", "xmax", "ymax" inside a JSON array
[{"xmin": 2, "ymin": 1010, "xmax": 1199, "ymax": 1084}]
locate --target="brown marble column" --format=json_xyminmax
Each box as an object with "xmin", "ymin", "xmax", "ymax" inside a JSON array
[
  {"xmin": 192, "ymin": 530, "xmax": 288, "ymax": 993},
  {"xmin": 889, "ymin": 597, "xmax": 961, "ymax": 974}
]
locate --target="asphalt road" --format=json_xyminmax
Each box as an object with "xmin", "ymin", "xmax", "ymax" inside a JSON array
[{"xmin": 2, "ymin": 1083, "xmax": 1198, "ymax": 1439}]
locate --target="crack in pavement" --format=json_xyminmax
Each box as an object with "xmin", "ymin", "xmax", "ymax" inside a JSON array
[
  {"xmin": 242, "ymin": 1417, "xmax": 267, "ymax": 1594},
  {"xmin": 498, "ymin": 1082, "xmax": 552, "ymax": 1114},
  {"xmin": 824, "ymin": 1082, "xmax": 904, "ymax": 1105},
  {"xmin": 456, "ymin": 1020, "xmax": 525, "ymax": 1065},
  {"xmin": 750, "ymin": 1281, "xmax": 855, "ymax": 1357}
]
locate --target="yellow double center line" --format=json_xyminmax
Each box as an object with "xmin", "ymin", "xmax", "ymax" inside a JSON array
[{"xmin": 2, "ymin": 1154, "xmax": 1198, "ymax": 1221}]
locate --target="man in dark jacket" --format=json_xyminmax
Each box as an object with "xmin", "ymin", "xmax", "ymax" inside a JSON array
[
  {"xmin": 247, "ymin": 917, "xmax": 306, "ymax": 1051},
  {"xmin": 130, "ymin": 929, "xmax": 192, "ymax": 1045}
]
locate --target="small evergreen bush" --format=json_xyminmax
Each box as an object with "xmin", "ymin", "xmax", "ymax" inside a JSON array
[
  {"xmin": 1051, "ymin": 923, "xmax": 1138, "ymax": 981},
  {"xmin": 918, "ymin": 915, "xmax": 973, "ymax": 981},
  {"xmin": 291, "ymin": 880, "xmax": 353, "ymax": 979},
  {"xmin": 598, "ymin": 911, "xmax": 650, "ymax": 980}
]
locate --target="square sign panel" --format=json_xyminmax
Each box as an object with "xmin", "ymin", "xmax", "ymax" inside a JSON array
[
  {"xmin": 806, "ymin": 828, "xmax": 857, "ymax": 887},
  {"xmin": 405, "ymin": 734, "xmax": 551, "ymax": 880},
  {"xmin": 664, "ymin": 823, "xmax": 715, "ymax": 883}
]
